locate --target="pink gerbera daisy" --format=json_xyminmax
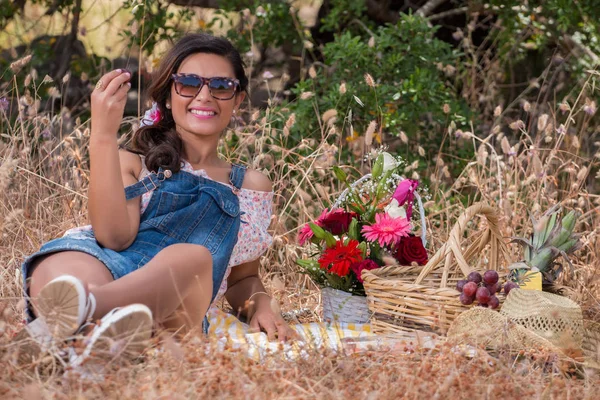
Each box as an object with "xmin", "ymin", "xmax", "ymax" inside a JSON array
[
  {"xmin": 298, "ymin": 224, "xmax": 314, "ymax": 246},
  {"xmin": 361, "ymin": 213, "xmax": 410, "ymax": 247}
]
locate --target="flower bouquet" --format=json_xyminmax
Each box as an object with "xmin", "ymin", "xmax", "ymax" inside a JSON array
[{"xmin": 297, "ymin": 151, "xmax": 427, "ymax": 323}]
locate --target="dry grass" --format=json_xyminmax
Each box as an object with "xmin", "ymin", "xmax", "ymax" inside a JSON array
[{"xmin": 1, "ymin": 43, "xmax": 600, "ymax": 400}]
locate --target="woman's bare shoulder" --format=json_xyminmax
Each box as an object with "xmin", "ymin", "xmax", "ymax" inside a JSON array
[
  {"xmin": 118, "ymin": 149, "xmax": 143, "ymax": 178},
  {"xmin": 241, "ymin": 169, "xmax": 272, "ymax": 193}
]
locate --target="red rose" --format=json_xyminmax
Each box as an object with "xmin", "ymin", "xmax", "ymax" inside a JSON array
[
  {"xmin": 394, "ymin": 236, "xmax": 428, "ymax": 266},
  {"xmin": 351, "ymin": 259, "xmax": 380, "ymax": 283},
  {"xmin": 320, "ymin": 210, "xmax": 355, "ymax": 235}
]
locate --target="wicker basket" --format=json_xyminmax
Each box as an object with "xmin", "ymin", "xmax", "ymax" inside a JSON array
[
  {"xmin": 321, "ymin": 287, "xmax": 371, "ymax": 324},
  {"xmin": 362, "ymin": 202, "xmax": 510, "ymax": 335}
]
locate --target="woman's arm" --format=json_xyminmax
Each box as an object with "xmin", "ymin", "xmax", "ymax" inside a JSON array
[
  {"xmin": 225, "ymin": 259, "xmax": 295, "ymax": 341},
  {"xmin": 88, "ymin": 70, "xmax": 141, "ymax": 250},
  {"xmin": 224, "ymin": 169, "xmax": 294, "ymax": 340}
]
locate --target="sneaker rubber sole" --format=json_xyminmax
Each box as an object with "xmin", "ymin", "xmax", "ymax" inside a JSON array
[
  {"xmin": 33, "ymin": 275, "xmax": 88, "ymax": 339},
  {"xmin": 72, "ymin": 303, "xmax": 153, "ymax": 367}
]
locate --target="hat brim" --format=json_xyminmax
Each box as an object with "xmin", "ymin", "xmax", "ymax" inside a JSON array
[{"xmin": 447, "ymin": 307, "xmax": 600, "ymax": 369}]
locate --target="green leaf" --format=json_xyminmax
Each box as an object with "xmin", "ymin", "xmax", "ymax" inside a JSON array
[
  {"xmin": 296, "ymin": 258, "xmax": 320, "ymax": 269},
  {"xmin": 348, "ymin": 218, "xmax": 360, "ymax": 240},
  {"xmin": 332, "ymin": 166, "xmax": 348, "ymax": 183},
  {"xmin": 371, "ymin": 154, "xmax": 384, "ymax": 180},
  {"xmin": 309, "ymin": 222, "xmax": 327, "ymax": 240},
  {"xmin": 324, "ymin": 231, "xmax": 338, "ymax": 248},
  {"xmin": 357, "ymin": 241, "xmax": 368, "ymax": 257}
]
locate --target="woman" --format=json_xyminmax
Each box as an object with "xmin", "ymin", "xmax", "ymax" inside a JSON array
[{"xmin": 18, "ymin": 33, "xmax": 294, "ymax": 365}]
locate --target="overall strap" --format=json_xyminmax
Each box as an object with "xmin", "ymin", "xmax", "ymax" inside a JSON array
[
  {"xmin": 124, "ymin": 168, "xmax": 172, "ymax": 200},
  {"xmin": 228, "ymin": 164, "xmax": 247, "ymax": 195}
]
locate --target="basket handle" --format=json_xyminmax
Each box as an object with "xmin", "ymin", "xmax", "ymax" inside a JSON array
[
  {"xmin": 332, "ymin": 173, "xmax": 428, "ymax": 248},
  {"xmin": 413, "ymin": 202, "xmax": 508, "ymax": 287}
]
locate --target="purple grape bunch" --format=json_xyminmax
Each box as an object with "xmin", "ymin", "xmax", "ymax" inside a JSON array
[{"xmin": 455, "ymin": 270, "xmax": 518, "ymax": 310}]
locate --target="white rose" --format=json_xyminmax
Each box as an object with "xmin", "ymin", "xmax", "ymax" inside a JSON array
[
  {"xmin": 385, "ymin": 198, "xmax": 406, "ymax": 219},
  {"xmin": 381, "ymin": 152, "xmax": 398, "ymax": 172}
]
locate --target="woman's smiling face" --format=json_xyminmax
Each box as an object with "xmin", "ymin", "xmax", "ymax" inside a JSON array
[{"xmin": 170, "ymin": 52, "xmax": 244, "ymax": 138}]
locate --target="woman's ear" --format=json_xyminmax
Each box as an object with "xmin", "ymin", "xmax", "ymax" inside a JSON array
[{"xmin": 234, "ymin": 91, "xmax": 246, "ymax": 112}]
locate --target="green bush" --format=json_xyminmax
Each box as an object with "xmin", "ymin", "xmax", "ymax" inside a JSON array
[{"xmin": 278, "ymin": 13, "xmax": 472, "ymax": 151}]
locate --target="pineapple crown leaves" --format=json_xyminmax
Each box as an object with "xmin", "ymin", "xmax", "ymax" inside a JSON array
[{"xmin": 509, "ymin": 207, "xmax": 581, "ymax": 281}]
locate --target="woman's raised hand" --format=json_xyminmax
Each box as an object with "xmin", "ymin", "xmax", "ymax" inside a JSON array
[{"xmin": 90, "ymin": 69, "xmax": 131, "ymax": 139}]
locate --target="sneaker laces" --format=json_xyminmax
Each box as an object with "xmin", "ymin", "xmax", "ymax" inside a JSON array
[{"xmin": 84, "ymin": 292, "xmax": 97, "ymax": 322}]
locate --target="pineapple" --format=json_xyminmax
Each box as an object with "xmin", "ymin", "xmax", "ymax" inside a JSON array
[{"xmin": 509, "ymin": 206, "xmax": 582, "ymax": 292}]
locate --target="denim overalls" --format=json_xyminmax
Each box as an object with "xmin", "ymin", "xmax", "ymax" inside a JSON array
[{"xmin": 22, "ymin": 164, "xmax": 247, "ymax": 331}]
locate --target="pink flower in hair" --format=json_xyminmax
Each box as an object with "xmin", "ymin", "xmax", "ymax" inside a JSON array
[{"xmin": 141, "ymin": 102, "xmax": 161, "ymax": 127}]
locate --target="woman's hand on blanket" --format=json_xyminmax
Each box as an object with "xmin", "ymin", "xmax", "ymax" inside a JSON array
[{"xmin": 249, "ymin": 295, "xmax": 297, "ymax": 342}]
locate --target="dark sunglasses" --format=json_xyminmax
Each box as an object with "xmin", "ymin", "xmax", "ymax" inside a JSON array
[{"xmin": 171, "ymin": 73, "xmax": 240, "ymax": 100}]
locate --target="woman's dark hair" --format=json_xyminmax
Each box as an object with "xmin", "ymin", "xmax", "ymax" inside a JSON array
[{"xmin": 130, "ymin": 33, "xmax": 248, "ymax": 173}]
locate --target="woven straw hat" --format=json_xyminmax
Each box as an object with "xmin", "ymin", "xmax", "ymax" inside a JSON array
[{"xmin": 447, "ymin": 289, "xmax": 599, "ymax": 367}]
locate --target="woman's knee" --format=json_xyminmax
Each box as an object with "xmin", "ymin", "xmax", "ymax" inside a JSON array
[
  {"xmin": 28, "ymin": 251, "xmax": 113, "ymax": 297},
  {"xmin": 160, "ymin": 244, "xmax": 213, "ymax": 275}
]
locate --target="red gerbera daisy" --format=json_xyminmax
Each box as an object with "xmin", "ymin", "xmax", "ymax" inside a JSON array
[{"xmin": 318, "ymin": 239, "xmax": 363, "ymax": 277}]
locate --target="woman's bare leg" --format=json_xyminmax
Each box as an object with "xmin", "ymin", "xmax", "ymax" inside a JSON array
[
  {"xmin": 28, "ymin": 251, "xmax": 115, "ymax": 307},
  {"xmin": 160, "ymin": 280, "xmax": 212, "ymax": 335},
  {"xmin": 29, "ymin": 244, "xmax": 214, "ymax": 332},
  {"xmin": 89, "ymin": 243, "xmax": 213, "ymax": 330}
]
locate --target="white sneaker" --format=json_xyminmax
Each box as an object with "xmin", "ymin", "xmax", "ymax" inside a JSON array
[
  {"xmin": 69, "ymin": 303, "xmax": 153, "ymax": 376},
  {"xmin": 33, "ymin": 275, "xmax": 96, "ymax": 339},
  {"xmin": 12, "ymin": 275, "xmax": 96, "ymax": 365}
]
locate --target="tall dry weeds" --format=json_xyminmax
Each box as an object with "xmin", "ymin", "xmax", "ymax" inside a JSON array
[{"xmin": 1, "ymin": 35, "xmax": 600, "ymax": 400}]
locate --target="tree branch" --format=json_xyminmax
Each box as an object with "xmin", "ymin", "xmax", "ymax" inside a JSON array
[
  {"xmin": 427, "ymin": 6, "xmax": 469, "ymax": 22},
  {"xmin": 416, "ymin": 0, "xmax": 449, "ymax": 18},
  {"xmin": 165, "ymin": 0, "xmax": 252, "ymax": 9},
  {"xmin": 55, "ymin": 0, "xmax": 82, "ymax": 80},
  {"xmin": 562, "ymin": 34, "xmax": 600, "ymax": 65}
]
